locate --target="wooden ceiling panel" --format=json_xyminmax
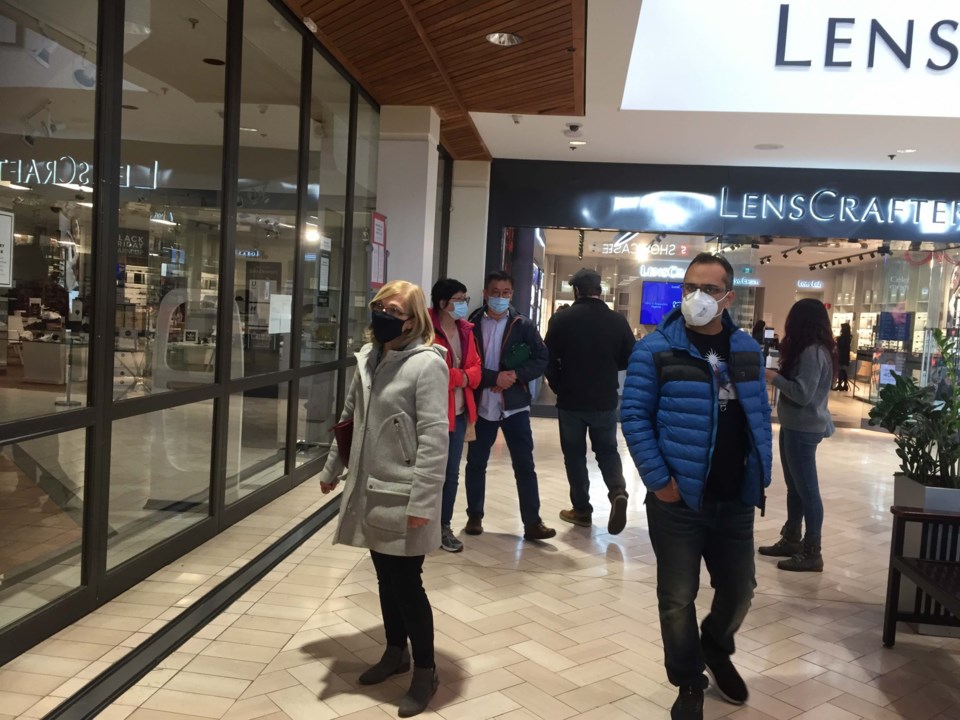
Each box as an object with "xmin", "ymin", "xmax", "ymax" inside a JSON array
[{"xmin": 284, "ymin": 0, "xmax": 585, "ymax": 160}]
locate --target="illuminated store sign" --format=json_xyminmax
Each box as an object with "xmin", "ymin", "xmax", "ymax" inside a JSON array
[
  {"xmin": 734, "ymin": 277, "xmax": 761, "ymax": 287},
  {"xmin": 639, "ymin": 263, "xmax": 686, "ymax": 280},
  {"xmin": 602, "ymin": 241, "xmax": 689, "ymax": 256},
  {"xmin": 0, "ymin": 157, "xmax": 161, "ymax": 190},
  {"xmin": 623, "ymin": 1, "xmax": 960, "ymax": 117},
  {"xmin": 797, "ymin": 280, "xmax": 825, "ymax": 290},
  {"xmin": 719, "ymin": 187, "xmax": 960, "ymax": 231}
]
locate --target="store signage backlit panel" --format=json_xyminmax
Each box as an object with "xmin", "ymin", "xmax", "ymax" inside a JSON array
[
  {"xmin": 797, "ymin": 280, "xmax": 825, "ymax": 290},
  {"xmin": 623, "ymin": 1, "xmax": 960, "ymax": 117}
]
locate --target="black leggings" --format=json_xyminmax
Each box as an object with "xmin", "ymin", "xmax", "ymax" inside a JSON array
[{"xmin": 370, "ymin": 550, "xmax": 434, "ymax": 669}]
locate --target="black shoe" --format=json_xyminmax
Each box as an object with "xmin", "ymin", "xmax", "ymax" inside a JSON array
[
  {"xmin": 358, "ymin": 645, "xmax": 410, "ymax": 685},
  {"xmin": 523, "ymin": 521, "xmax": 557, "ymax": 540},
  {"xmin": 671, "ymin": 683, "xmax": 704, "ymax": 720},
  {"xmin": 778, "ymin": 538, "xmax": 824, "ymax": 572},
  {"xmin": 758, "ymin": 536, "xmax": 802, "ymax": 557},
  {"xmin": 464, "ymin": 514, "xmax": 483, "ymax": 536},
  {"xmin": 704, "ymin": 653, "xmax": 748, "ymax": 705},
  {"xmin": 608, "ymin": 493, "xmax": 628, "ymax": 535},
  {"xmin": 398, "ymin": 666, "xmax": 438, "ymax": 717}
]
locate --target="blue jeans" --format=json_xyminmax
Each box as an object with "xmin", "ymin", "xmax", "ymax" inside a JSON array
[
  {"xmin": 441, "ymin": 413, "xmax": 467, "ymax": 527},
  {"xmin": 646, "ymin": 494, "xmax": 756, "ymax": 688},
  {"xmin": 558, "ymin": 408, "xmax": 627, "ymax": 513},
  {"xmin": 464, "ymin": 413, "xmax": 542, "ymax": 527},
  {"xmin": 779, "ymin": 429, "xmax": 824, "ymax": 542}
]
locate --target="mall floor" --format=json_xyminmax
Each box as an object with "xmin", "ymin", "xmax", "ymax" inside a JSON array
[{"xmin": 2, "ymin": 419, "xmax": 960, "ymax": 720}]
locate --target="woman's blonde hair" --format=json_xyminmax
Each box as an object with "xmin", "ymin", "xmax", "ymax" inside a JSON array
[{"xmin": 367, "ymin": 280, "xmax": 435, "ymax": 346}]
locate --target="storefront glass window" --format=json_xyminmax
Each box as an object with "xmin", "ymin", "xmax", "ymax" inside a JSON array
[
  {"xmin": 0, "ymin": 430, "xmax": 85, "ymax": 632},
  {"xmin": 107, "ymin": 401, "xmax": 214, "ymax": 568},
  {"xmin": 0, "ymin": 1, "xmax": 98, "ymax": 422},
  {"xmin": 231, "ymin": 0, "xmax": 302, "ymax": 379},
  {"xmin": 295, "ymin": 370, "xmax": 338, "ymax": 467},
  {"xmin": 346, "ymin": 99, "xmax": 379, "ymax": 353},
  {"xmin": 113, "ymin": 0, "xmax": 226, "ymax": 401},
  {"xmin": 225, "ymin": 383, "xmax": 288, "ymax": 504},
  {"xmin": 300, "ymin": 54, "xmax": 350, "ymax": 366}
]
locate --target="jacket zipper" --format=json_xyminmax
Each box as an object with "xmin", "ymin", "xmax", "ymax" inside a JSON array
[
  {"xmin": 496, "ymin": 317, "xmax": 522, "ymax": 415},
  {"xmin": 393, "ymin": 418, "xmax": 412, "ymax": 465}
]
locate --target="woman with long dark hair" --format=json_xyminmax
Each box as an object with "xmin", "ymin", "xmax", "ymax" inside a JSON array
[
  {"xmin": 759, "ymin": 299, "xmax": 837, "ymax": 572},
  {"xmin": 835, "ymin": 323, "xmax": 852, "ymax": 391}
]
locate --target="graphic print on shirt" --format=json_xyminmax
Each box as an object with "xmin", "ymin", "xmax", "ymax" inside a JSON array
[{"xmin": 704, "ymin": 348, "xmax": 737, "ymax": 411}]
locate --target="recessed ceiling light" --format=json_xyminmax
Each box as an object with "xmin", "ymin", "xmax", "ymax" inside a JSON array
[
  {"xmin": 486, "ymin": 32, "xmax": 522, "ymax": 47},
  {"xmin": 122, "ymin": 104, "xmax": 139, "ymax": 110},
  {"xmin": 754, "ymin": 143, "xmax": 784, "ymax": 150},
  {"xmin": 896, "ymin": 148, "xmax": 917, "ymax": 154},
  {"xmin": 203, "ymin": 57, "xmax": 226, "ymax": 66},
  {"xmin": 240, "ymin": 127, "xmax": 260, "ymax": 132},
  {"xmin": 569, "ymin": 140, "xmax": 587, "ymax": 146},
  {"xmin": 303, "ymin": 16, "xmax": 318, "ymax": 33}
]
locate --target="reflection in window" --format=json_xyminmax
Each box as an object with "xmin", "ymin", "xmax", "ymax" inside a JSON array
[
  {"xmin": 113, "ymin": 0, "xmax": 229, "ymax": 400},
  {"xmin": 232, "ymin": 0, "xmax": 302, "ymax": 378},
  {"xmin": 226, "ymin": 383, "xmax": 288, "ymax": 504},
  {"xmin": 0, "ymin": 430, "xmax": 85, "ymax": 632},
  {"xmin": 301, "ymin": 53, "xmax": 350, "ymax": 366},
  {"xmin": 347, "ymin": 99, "xmax": 379, "ymax": 353},
  {"xmin": 296, "ymin": 371, "xmax": 338, "ymax": 467},
  {"xmin": 107, "ymin": 401, "xmax": 213, "ymax": 569},
  {"xmin": 0, "ymin": 1, "xmax": 98, "ymax": 422}
]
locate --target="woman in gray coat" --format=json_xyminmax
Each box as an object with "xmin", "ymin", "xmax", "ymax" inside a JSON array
[
  {"xmin": 760, "ymin": 299, "xmax": 837, "ymax": 573},
  {"xmin": 319, "ymin": 280, "xmax": 448, "ymax": 717}
]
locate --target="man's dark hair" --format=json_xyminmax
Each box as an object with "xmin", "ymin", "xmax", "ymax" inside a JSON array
[
  {"xmin": 430, "ymin": 278, "xmax": 467, "ymax": 311},
  {"xmin": 687, "ymin": 252, "xmax": 734, "ymax": 290},
  {"xmin": 484, "ymin": 270, "xmax": 514, "ymax": 289}
]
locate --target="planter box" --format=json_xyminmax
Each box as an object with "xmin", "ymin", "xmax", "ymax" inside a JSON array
[{"xmin": 892, "ymin": 473, "xmax": 960, "ymax": 637}]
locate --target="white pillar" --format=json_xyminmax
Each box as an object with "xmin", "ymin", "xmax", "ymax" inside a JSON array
[
  {"xmin": 446, "ymin": 161, "xmax": 491, "ymax": 306},
  {"xmin": 375, "ymin": 106, "xmax": 440, "ymax": 290}
]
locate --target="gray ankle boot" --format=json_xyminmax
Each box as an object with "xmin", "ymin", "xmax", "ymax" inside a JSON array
[
  {"xmin": 398, "ymin": 666, "xmax": 439, "ymax": 717},
  {"xmin": 358, "ymin": 645, "xmax": 410, "ymax": 685},
  {"xmin": 778, "ymin": 538, "xmax": 823, "ymax": 572},
  {"xmin": 758, "ymin": 527, "xmax": 802, "ymax": 557}
]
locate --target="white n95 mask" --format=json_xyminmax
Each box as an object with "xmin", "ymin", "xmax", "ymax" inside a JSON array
[{"xmin": 681, "ymin": 290, "xmax": 727, "ymax": 327}]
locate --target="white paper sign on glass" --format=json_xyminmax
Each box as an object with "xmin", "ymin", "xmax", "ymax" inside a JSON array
[
  {"xmin": 0, "ymin": 211, "xmax": 12, "ymax": 288},
  {"xmin": 623, "ymin": 1, "xmax": 960, "ymax": 117}
]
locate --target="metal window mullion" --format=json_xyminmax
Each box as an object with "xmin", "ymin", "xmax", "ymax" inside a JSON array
[
  {"xmin": 82, "ymin": 0, "xmax": 125, "ymax": 592},
  {"xmin": 437, "ymin": 145, "xmax": 453, "ymax": 278},
  {"xmin": 212, "ymin": 0, "xmax": 244, "ymax": 527},
  {"xmin": 336, "ymin": 86, "xmax": 360, "ymax": 413},
  {"xmin": 286, "ymin": 35, "xmax": 312, "ymax": 474}
]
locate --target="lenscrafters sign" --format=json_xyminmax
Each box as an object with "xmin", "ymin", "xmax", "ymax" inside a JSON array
[{"xmin": 623, "ymin": 1, "xmax": 960, "ymax": 117}]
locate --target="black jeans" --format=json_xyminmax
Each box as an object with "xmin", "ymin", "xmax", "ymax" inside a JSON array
[
  {"xmin": 465, "ymin": 412, "xmax": 542, "ymax": 526},
  {"xmin": 370, "ymin": 551, "xmax": 434, "ymax": 669},
  {"xmin": 557, "ymin": 408, "xmax": 627, "ymax": 514},
  {"xmin": 645, "ymin": 494, "xmax": 757, "ymax": 688}
]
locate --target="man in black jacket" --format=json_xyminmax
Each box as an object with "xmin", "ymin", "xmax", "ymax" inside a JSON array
[
  {"xmin": 464, "ymin": 271, "xmax": 556, "ymax": 541},
  {"xmin": 545, "ymin": 268, "xmax": 636, "ymax": 535}
]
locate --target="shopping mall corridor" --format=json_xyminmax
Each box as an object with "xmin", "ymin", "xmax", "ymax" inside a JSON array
[{"xmin": 2, "ymin": 420, "xmax": 959, "ymax": 720}]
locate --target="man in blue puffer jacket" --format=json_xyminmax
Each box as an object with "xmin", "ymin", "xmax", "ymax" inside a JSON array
[{"xmin": 621, "ymin": 253, "xmax": 772, "ymax": 720}]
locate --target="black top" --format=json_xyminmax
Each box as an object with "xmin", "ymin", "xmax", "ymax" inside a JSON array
[
  {"xmin": 544, "ymin": 297, "xmax": 636, "ymax": 411},
  {"xmin": 836, "ymin": 334, "xmax": 852, "ymax": 366},
  {"xmin": 687, "ymin": 327, "xmax": 748, "ymax": 501}
]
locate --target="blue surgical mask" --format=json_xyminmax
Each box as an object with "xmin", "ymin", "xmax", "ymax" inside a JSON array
[
  {"xmin": 449, "ymin": 301, "xmax": 468, "ymax": 320},
  {"xmin": 487, "ymin": 297, "xmax": 510, "ymax": 314}
]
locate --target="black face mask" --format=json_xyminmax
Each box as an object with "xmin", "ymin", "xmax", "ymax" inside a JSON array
[{"xmin": 371, "ymin": 310, "xmax": 406, "ymax": 345}]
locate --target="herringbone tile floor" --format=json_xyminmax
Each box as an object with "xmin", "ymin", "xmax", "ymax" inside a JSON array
[{"xmin": 6, "ymin": 421, "xmax": 960, "ymax": 719}]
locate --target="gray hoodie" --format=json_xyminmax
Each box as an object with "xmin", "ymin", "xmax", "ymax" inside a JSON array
[
  {"xmin": 773, "ymin": 344, "xmax": 835, "ymax": 435},
  {"xmin": 318, "ymin": 340, "xmax": 449, "ymax": 556}
]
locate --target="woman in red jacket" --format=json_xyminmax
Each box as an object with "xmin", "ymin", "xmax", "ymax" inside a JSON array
[{"xmin": 429, "ymin": 278, "xmax": 482, "ymax": 552}]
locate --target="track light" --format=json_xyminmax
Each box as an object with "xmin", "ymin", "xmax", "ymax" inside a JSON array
[
  {"xmin": 809, "ymin": 265, "xmax": 815, "ymax": 271},
  {"xmin": 870, "ymin": 252, "xmax": 876, "ymax": 258},
  {"xmin": 796, "ymin": 248, "xmax": 802, "ymax": 255},
  {"xmin": 782, "ymin": 252, "xmax": 788, "ymax": 259},
  {"xmin": 847, "ymin": 258, "xmax": 852, "ymax": 263}
]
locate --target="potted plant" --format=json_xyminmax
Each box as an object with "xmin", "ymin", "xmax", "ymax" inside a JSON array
[
  {"xmin": 869, "ymin": 328, "xmax": 960, "ymax": 633},
  {"xmin": 869, "ymin": 329, "xmax": 960, "ymax": 498}
]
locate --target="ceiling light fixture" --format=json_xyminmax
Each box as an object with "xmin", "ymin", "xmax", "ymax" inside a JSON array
[
  {"xmin": 486, "ymin": 32, "xmax": 523, "ymax": 46},
  {"xmin": 303, "ymin": 16, "xmax": 318, "ymax": 33},
  {"xmin": 240, "ymin": 127, "xmax": 260, "ymax": 132},
  {"xmin": 0, "ymin": 181, "xmax": 30, "ymax": 191},
  {"xmin": 569, "ymin": 140, "xmax": 587, "ymax": 146},
  {"xmin": 896, "ymin": 148, "xmax": 918, "ymax": 154},
  {"xmin": 121, "ymin": 104, "xmax": 139, "ymax": 110},
  {"xmin": 203, "ymin": 57, "xmax": 226, "ymax": 66},
  {"xmin": 754, "ymin": 143, "xmax": 784, "ymax": 151}
]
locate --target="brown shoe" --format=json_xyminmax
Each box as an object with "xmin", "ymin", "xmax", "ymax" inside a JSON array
[
  {"xmin": 523, "ymin": 521, "xmax": 557, "ymax": 541},
  {"xmin": 464, "ymin": 514, "xmax": 483, "ymax": 536},
  {"xmin": 559, "ymin": 508, "xmax": 592, "ymax": 527}
]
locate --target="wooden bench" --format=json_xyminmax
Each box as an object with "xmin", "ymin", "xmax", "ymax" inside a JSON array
[{"xmin": 883, "ymin": 505, "xmax": 960, "ymax": 647}]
